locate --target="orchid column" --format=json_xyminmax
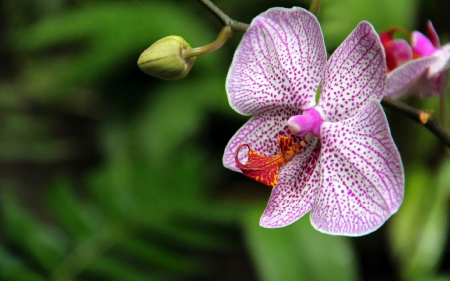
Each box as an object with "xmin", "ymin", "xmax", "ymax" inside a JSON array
[{"xmin": 223, "ymin": 7, "xmax": 404, "ymax": 236}]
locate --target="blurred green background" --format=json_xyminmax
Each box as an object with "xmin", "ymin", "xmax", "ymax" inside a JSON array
[{"xmin": 0, "ymin": 0, "xmax": 449, "ymax": 280}]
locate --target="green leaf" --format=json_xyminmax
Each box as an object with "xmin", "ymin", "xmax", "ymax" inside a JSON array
[
  {"xmin": 408, "ymin": 275, "xmax": 450, "ymax": 281},
  {"xmin": 117, "ymin": 238, "xmax": 199, "ymax": 273},
  {"xmin": 50, "ymin": 225, "xmax": 127, "ymax": 281},
  {"xmin": 133, "ymin": 74, "xmax": 232, "ymax": 163},
  {"xmin": 0, "ymin": 269, "xmax": 47, "ymax": 281},
  {"xmin": 389, "ymin": 160, "xmax": 450, "ymax": 278},
  {"xmin": 1, "ymin": 193, "xmax": 66, "ymax": 271},
  {"xmin": 241, "ymin": 204, "xmax": 358, "ymax": 281},
  {"xmin": 147, "ymin": 222, "xmax": 233, "ymax": 251},
  {"xmin": 88, "ymin": 123, "xmax": 139, "ymax": 221},
  {"xmin": 12, "ymin": 1, "xmax": 222, "ymax": 101},
  {"xmin": 87, "ymin": 257, "xmax": 156, "ymax": 281},
  {"xmin": 0, "ymin": 244, "xmax": 47, "ymax": 281},
  {"xmin": 320, "ymin": 0, "xmax": 419, "ymax": 48},
  {"xmin": 46, "ymin": 176, "xmax": 97, "ymax": 239}
]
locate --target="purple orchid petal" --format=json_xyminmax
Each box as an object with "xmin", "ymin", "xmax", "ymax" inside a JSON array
[
  {"xmin": 388, "ymin": 39, "xmax": 413, "ymax": 66},
  {"xmin": 416, "ymin": 71, "xmax": 448, "ymax": 98},
  {"xmin": 310, "ymin": 100, "xmax": 404, "ymax": 236},
  {"xmin": 223, "ymin": 107, "xmax": 302, "ymax": 172},
  {"xmin": 436, "ymin": 72, "xmax": 449, "ymax": 97},
  {"xmin": 317, "ymin": 21, "xmax": 386, "ymax": 122},
  {"xmin": 427, "ymin": 21, "xmax": 440, "ymax": 48},
  {"xmin": 408, "ymin": 45, "xmax": 450, "ymax": 98},
  {"xmin": 412, "ymin": 31, "xmax": 437, "ymax": 57},
  {"xmin": 385, "ymin": 56, "xmax": 438, "ymax": 99},
  {"xmin": 226, "ymin": 7, "xmax": 327, "ymax": 116},
  {"xmin": 427, "ymin": 44, "xmax": 450, "ymax": 78},
  {"xmin": 260, "ymin": 140, "xmax": 321, "ymax": 227}
]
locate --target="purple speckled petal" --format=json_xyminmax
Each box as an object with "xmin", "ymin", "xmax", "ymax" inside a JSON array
[
  {"xmin": 317, "ymin": 21, "xmax": 386, "ymax": 122},
  {"xmin": 223, "ymin": 107, "xmax": 302, "ymax": 172},
  {"xmin": 260, "ymin": 139, "xmax": 321, "ymax": 227},
  {"xmin": 310, "ymin": 100, "xmax": 404, "ymax": 236},
  {"xmin": 226, "ymin": 7, "xmax": 327, "ymax": 115},
  {"xmin": 385, "ymin": 56, "xmax": 438, "ymax": 99}
]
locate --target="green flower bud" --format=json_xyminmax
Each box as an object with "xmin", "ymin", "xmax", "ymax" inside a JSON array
[{"xmin": 137, "ymin": 36, "xmax": 196, "ymax": 81}]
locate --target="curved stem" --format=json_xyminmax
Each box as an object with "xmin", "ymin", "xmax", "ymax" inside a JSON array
[
  {"xmin": 309, "ymin": 0, "xmax": 321, "ymax": 17},
  {"xmin": 382, "ymin": 97, "xmax": 450, "ymax": 148},
  {"xmin": 183, "ymin": 26, "xmax": 233, "ymax": 58},
  {"xmin": 196, "ymin": 0, "xmax": 249, "ymax": 33}
]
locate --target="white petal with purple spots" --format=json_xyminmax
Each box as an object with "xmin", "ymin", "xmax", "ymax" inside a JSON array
[
  {"xmin": 223, "ymin": 107, "xmax": 302, "ymax": 171},
  {"xmin": 260, "ymin": 139, "xmax": 321, "ymax": 227},
  {"xmin": 311, "ymin": 100, "xmax": 404, "ymax": 236},
  {"xmin": 226, "ymin": 7, "xmax": 327, "ymax": 115},
  {"xmin": 317, "ymin": 21, "xmax": 386, "ymax": 122}
]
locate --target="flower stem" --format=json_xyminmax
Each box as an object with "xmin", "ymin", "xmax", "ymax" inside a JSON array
[
  {"xmin": 309, "ymin": 0, "xmax": 321, "ymax": 17},
  {"xmin": 382, "ymin": 97, "xmax": 450, "ymax": 148},
  {"xmin": 196, "ymin": 0, "xmax": 249, "ymax": 33},
  {"xmin": 183, "ymin": 26, "xmax": 233, "ymax": 59}
]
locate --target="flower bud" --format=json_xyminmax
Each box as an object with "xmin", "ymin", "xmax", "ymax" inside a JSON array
[{"xmin": 137, "ymin": 36, "xmax": 196, "ymax": 80}]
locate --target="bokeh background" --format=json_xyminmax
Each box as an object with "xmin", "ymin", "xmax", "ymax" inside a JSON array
[{"xmin": 0, "ymin": 0, "xmax": 449, "ymax": 280}]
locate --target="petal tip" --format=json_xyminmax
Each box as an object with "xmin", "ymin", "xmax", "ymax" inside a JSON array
[{"xmin": 309, "ymin": 215, "xmax": 385, "ymax": 237}]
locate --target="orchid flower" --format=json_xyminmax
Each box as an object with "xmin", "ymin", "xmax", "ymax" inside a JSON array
[
  {"xmin": 383, "ymin": 21, "xmax": 450, "ymax": 98},
  {"xmin": 379, "ymin": 27, "xmax": 414, "ymax": 73},
  {"xmin": 223, "ymin": 7, "xmax": 404, "ymax": 236}
]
